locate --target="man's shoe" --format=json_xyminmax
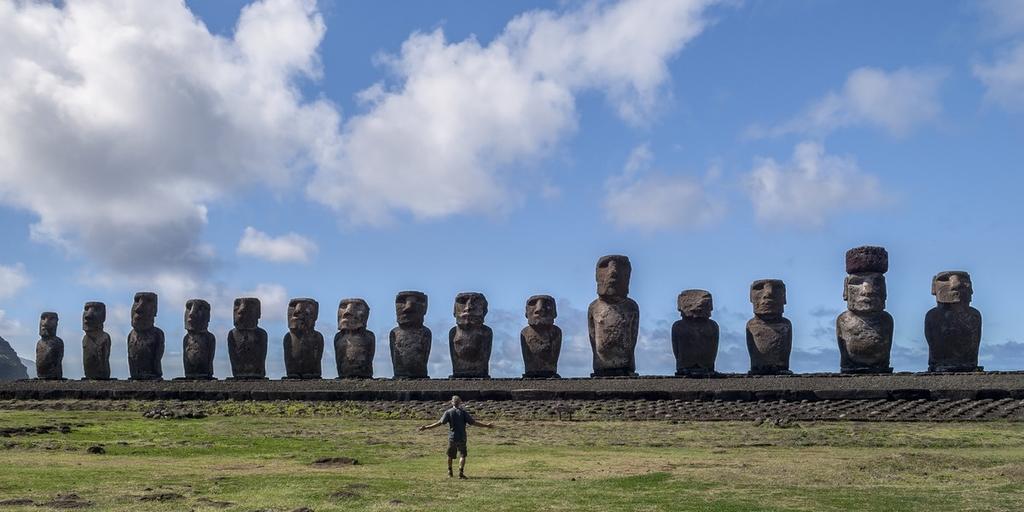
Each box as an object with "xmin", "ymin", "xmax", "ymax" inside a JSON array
[
  {"xmin": 458, "ymin": 472, "xmax": 467, "ymax": 479},
  {"xmin": 448, "ymin": 469, "xmax": 454, "ymax": 478}
]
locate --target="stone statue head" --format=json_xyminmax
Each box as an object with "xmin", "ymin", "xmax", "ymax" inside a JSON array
[
  {"xmin": 39, "ymin": 312, "xmax": 58, "ymax": 338},
  {"xmin": 233, "ymin": 297, "xmax": 261, "ymax": 329},
  {"xmin": 525, "ymin": 295, "xmax": 557, "ymax": 327},
  {"xmin": 131, "ymin": 292, "xmax": 158, "ymax": 330},
  {"xmin": 678, "ymin": 289, "xmax": 713, "ymax": 319},
  {"xmin": 844, "ymin": 273, "xmax": 886, "ymax": 313},
  {"xmin": 338, "ymin": 298, "xmax": 370, "ymax": 331},
  {"xmin": 395, "ymin": 291, "xmax": 428, "ymax": 328},
  {"xmin": 932, "ymin": 271, "xmax": 973, "ymax": 305},
  {"xmin": 454, "ymin": 292, "xmax": 488, "ymax": 328},
  {"xmin": 184, "ymin": 299, "xmax": 211, "ymax": 332},
  {"xmin": 82, "ymin": 302, "xmax": 106, "ymax": 332},
  {"xmin": 287, "ymin": 298, "xmax": 319, "ymax": 333},
  {"xmin": 233, "ymin": 299, "xmax": 262, "ymax": 329},
  {"xmin": 596, "ymin": 254, "xmax": 631, "ymax": 299},
  {"xmin": 750, "ymin": 279, "xmax": 786, "ymax": 318}
]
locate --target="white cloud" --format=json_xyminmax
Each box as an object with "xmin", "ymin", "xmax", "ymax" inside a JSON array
[
  {"xmin": 0, "ymin": 263, "xmax": 29, "ymax": 300},
  {"xmin": 0, "ymin": 0, "xmax": 337, "ymax": 279},
  {"xmin": 743, "ymin": 141, "xmax": 889, "ymax": 227},
  {"xmin": 603, "ymin": 144, "xmax": 724, "ymax": 232},
  {"xmin": 747, "ymin": 67, "xmax": 946, "ymax": 138},
  {"xmin": 979, "ymin": 0, "xmax": 1024, "ymax": 38},
  {"xmin": 0, "ymin": 0, "xmax": 720, "ymax": 283},
  {"xmin": 237, "ymin": 226, "xmax": 317, "ymax": 264},
  {"xmin": 307, "ymin": 0, "xmax": 720, "ymax": 224},
  {"xmin": 975, "ymin": 42, "xmax": 1024, "ymax": 110}
]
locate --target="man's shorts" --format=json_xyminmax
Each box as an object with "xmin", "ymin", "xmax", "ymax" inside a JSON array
[{"xmin": 447, "ymin": 439, "xmax": 468, "ymax": 458}]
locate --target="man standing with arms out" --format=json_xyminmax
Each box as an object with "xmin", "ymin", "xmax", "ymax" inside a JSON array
[{"xmin": 419, "ymin": 395, "xmax": 495, "ymax": 479}]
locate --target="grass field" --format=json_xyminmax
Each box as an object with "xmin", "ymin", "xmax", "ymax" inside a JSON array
[{"xmin": 1, "ymin": 404, "xmax": 1023, "ymax": 511}]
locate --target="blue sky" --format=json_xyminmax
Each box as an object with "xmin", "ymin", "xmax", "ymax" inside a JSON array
[{"xmin": 1, "ymin": 0, "xmax": 1022, "ymax": 378}]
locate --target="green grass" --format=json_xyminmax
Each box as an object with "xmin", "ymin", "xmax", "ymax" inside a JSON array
[{"xmin": 1, "ymin": 408, "xmax": 1023, "ymax": 511}]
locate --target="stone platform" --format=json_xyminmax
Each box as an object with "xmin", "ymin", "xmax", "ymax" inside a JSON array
[{"xmin": 2, "ymin": 372, "xmax": 1023, "ymax": 402}]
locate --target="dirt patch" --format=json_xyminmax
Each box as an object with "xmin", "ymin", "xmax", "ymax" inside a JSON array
[
  {"xmin": 38, "ymin": 493, "xmax": 92, "ymax": 509},
  {"xmin": 330, "ymin": 490, "xmax": 359, "ymax": 499},
  {"xmin": 137, "ymin": 492, "xmax": 184, "ymax": 502},
  {"xmin": 0, "ymin": 498, "xmax": 34, "ymax": 506},
  {"xmin": 0, "ymin": 424, "xmax": 73, "ymax": 437},
  {"xmin": 311, "ymin": 456, "xmax": 358, "ymax": 467}
]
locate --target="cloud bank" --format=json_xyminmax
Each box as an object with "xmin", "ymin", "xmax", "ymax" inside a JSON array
[
  {"xmin": 237, "ymin": 227, "xmax": 318, "ymax": 264},
  {"xmin": 744, "ymin": 141, "xmax": 888, "ymax": 227},
  {"xmin": 746, "ymin": 67, "xmax": 945, "ymax": 139},
  {"xmin": 0, "ymin": 0, "xmax": 720, "ymax": 284}
]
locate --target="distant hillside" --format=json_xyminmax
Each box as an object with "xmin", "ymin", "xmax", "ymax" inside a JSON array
[{"xmin": 0, "ymin": 335, "xmax": 30, "ymax": 380}]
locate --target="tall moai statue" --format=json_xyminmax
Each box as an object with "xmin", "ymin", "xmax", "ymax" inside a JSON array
[
  {"xmin": 588, "ymin": 255, "xmax": 640, "ymax": 377},
  {"xmin": 449, "ymin": 292, "xmax": 492, "ymax": 378},
  {"xmin": 127, "ymin": 292, "xmax": 164, "ymax": 380},
  {"xmin": 283, "ymin": 298, "xmax": 323, "ymax": 379},
  {"xmin": 926, "ymin": 271, "xmax": 983, "ymax": 372},
  {"xmin": 837, "ymin": 246, "xmax": 894, "ymax": 373},
  {"xmin": 334, "ymin": 298, "xmax": 375, "ymax": 378},
  {"xmin": 521, "ymin": 295, "xmax": 562, "ymax": 378},
  {"xmin": 81, "ymin": 302, "xmax": 111, "ymax": 380},
  {"xmin": 672, "ymin": 290, "xmax": 719, "ymax": 377},
  {"xmin": 182, "ymin": 299, "xmax": 216, "ymax": 380},
  {"xmin": 35, "ymin": 312, "xmax": 64, "ymax": 380},
  {"xmin": 227, "ymin": 298, "xmax": 268, "ymax": 379},
  {"xmin": 746, "ymin": 279, "xmax": 792, "ymax": 375},
  {"xmin": 390, "ymin": 291, "xmax": 431, "ymax": 379}
]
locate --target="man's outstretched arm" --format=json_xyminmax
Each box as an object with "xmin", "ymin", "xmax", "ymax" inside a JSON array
[{"xmin": 418, "ymin": 420, "xmax": 443, "ymax": 431}]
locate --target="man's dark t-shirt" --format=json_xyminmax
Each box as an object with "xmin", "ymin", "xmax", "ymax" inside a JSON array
[{"xmin": 441, "ymin": 407, "xmax": 476, "ymax": 441}]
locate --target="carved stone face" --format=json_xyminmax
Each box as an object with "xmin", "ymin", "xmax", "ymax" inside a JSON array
[
  {"xmin": 596, "ymin": 255, "xmax": 631, "ymax": 299},
  {"xmin": 454, "ymin": 292, "xmax": 488, "ymax": 327},
  {"xmin": 184, "ymin": 299, "xmax": 211, "ymax": 332},
  {"xmin": 82, "ymin": 302, "xmax": 106, "ymax": 332},
  {"xmin": 933, "ymin": 271, "xmax": 973, "ymax": 305},
  {"xmin": 233, "ymin": 298, "xmax": 261, "ymax": 329},
  {"xmin": 395, "ymin": 291, "xmax": 427, "ymax": 327},
  {"xmin": 338, "ymin": 298, "xmax": 369, "ymax": 330},
  {"xmin": 525, "ymin": 295, "xmax": 557, "ymax": 327},
  {"xmin": 288, "ymin": 298, "xmax": 318, "ymax": 332},
  {"xmin": 131, "ymin": 292, "xmax": 158, "ymax": 330},
  {"xmin": 750, "ymin": 280, "xmax": 786, "ymax": 317},
  {"xmin": 39, "ymin": 312, "xmax": 58, "ymax": 338},
  {"xmin": 678, "ymin": 290, "xmax": 713, "ymax": 319},
  {"xmin": 844, "ymin": 272, "xmax": 886, "ymax": 313}
]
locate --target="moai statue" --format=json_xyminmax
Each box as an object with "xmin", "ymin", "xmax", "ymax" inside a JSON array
[
  {"xmin": 127, "ymin": 292, "xmax": 164, "ymax": 380},
  {"xmin": 390, "ymin": 291, "xmax": 431, "ymax": 379},
  {"xmin": 746, "ymin": 279, "xmax": 792, "ymax": 375},
  {"xmin": 925, "ymin": 271, "xmax": 983, "ymax": 372},
  {"xmin": 283, "ymin": 298, "xmax": 323, "ymax": 379},
  {"xmin": 672, "ymin": 290, "xmax": 719, "ymax": 377},
  {"xmin": 334, "ymin": 298, "xmax": 375, "ymax": 378},
  {"xmin": 227, "ymin": 298, "xmax": 268, "ymax": 380},
  {"xmin": 520, "ymin": 295, "xmax": 562, "ymax": 378},
  {"xmin": 588, "ymin": 255, "xmax": 639, "ymax": 377},
  {"xmin": 182, "ymin": 299, "xmax": 216, "ymax": 380},
  {"xmin": 449, "ymin": 292, "xmax": 493, "ymax": 378},
  {"xmin": 35, "ymin": 312, "xmax": 64, "ymax": 380},
  {"xmin": 81, "ymin": 302, "xmax": 111, "ymax": 380},
  {"xmin": 837, "ymin": 246, "xmax": 893, "ymax": 373}
]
